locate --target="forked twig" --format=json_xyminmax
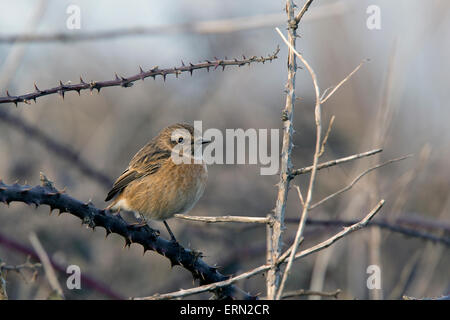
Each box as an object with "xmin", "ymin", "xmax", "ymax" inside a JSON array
[
  {"xmin": 136, "ymin": 200, "xmax": 384, "ymax": 300},
  {"xmin": 310, "ymin": 155, "xmax": 411, "ymax": 210}
]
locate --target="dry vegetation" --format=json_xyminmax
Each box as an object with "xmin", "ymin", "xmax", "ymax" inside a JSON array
[{"xmin": 0, "ymin": 0, "xmax": 449, "ymax": 300}]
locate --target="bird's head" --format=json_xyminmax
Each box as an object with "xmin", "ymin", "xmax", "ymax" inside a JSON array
[{"xmin": 155, "ymin": 123, "xmax": 210, "ymax": 158}]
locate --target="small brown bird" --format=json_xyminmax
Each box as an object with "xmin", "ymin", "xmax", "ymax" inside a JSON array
[{"xmin": 105, "ymin": 123, "xmax": 209, "ymax": 242}]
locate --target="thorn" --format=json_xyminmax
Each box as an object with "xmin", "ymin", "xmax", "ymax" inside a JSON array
[
  {"xmin": 80, "ymin": 76, "xmax": 86, "ymax": 84},
  {"xmin": 115, "ymin": 73, "xmax": 120, "ymax": 81},
  {"xmin": 181, "ymin": 60, "xmax": 185, "ymax": 67},
  {"xmin": 34, "ymin": 82, "xmax": 40, "ymax": 92},
  {"xmin": 123, "ymin": 238, "xmax": 131, "ymax": 249},
  {"xmin": 209, "ymin": 266, "xmax": 217, "ymax": 273},
  {"xmin": 59, "ymin": 80, "xmax": 64, "ymax": 87},
  {"xmin": 58, "ymin": 90, "xmax": 64, "ymax": 100},
  {"xmin": 170, "ymin": 259, "xmax": 179, "ymax": 268},
  {"xmin": 40, "ymin": 172, "xmax": 56, "ymax": 190},
  {"xmin": 139, "ymin": 66, "xmax": 145, "ymax": 81}
]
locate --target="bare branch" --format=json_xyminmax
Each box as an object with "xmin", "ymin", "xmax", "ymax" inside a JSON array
[
  {"xmin": 0, "ymin": 2, "xmax": 349, "ymax": 44},
  {"xmin": 288, "ymin": 200, "xmax": 384, "ymax": 260},
  {"xmin": 136, "ymin": 200, "xmax": 384, "ymax": 300},
  {"xmin": 294, "ymin": 0, "xmax": 315, "ymax": 26},
  {"xmin": 275, "ymin": 25, "xmax": 322, "ymax": 300},
  {"xmin": 403, "ymin": 294, "xmax": 450, "ymax": 300},
  {"xmin": 175, "ymin": 214, "xmax": 270, "ymax": 224},
  {"xmin": 29, "ymin": 233, "xmax": 64, "ymax": 299},
  {"xmin": 291, "ymin": 148, "xmax": 383, "ymax": 176},
  {"xmin": 318, "ymin": 115, "xmax": 335, "ymax": 157},
  {"xmin": 0, "ymin": 175, "xmax": 250, "ymax": 299},
  {"xmin": 0, "ymin": 260, "xmax": 42, "ymax": 273},
  {"xmin": 267, "ymin": 1, "xmax": 299, "ymax": 300},
  {"xmin": 279, "ymin": 288, "xmax": 341, "ymax": 299},
  {"xmin": 0, "ymin": 109, "xmax": 112, "ymax": 188},
  {"xmin": 0, "ymin": 231, "xmax": 124, "ymax": 299},
  {"xmin": 310, "ymin": 155, "xmax": 411, "ymax": 210},
  {"xmin": 294, "ymin": 185, "xmax": 305, "ymax": 207},
  {"xmin": 320, "ymin": 60, "xmax": 366, "ymax": 104},
  {"xmin": 298, "ymin": 218, "xmax": 450, "ymax": 246},
  {"xmin": 177, "ymin": 213, "xmax": 450, "ymax": 246},
  {"xmin": 0, "ymin": 48, "xmax": 279, "ymax": 106}
]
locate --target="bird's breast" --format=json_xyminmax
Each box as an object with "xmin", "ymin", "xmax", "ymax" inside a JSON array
[{"xmin": 122, "ymin": 161, "xmax": 207, "ymax": 220}]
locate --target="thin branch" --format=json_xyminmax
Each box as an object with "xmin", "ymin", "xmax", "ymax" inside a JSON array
[
  {"xmin": 0, "ymin": 2, "xmax": 348, "ymax": 44},
  {"xmin": 0, "ymin": 174, "xmax": 251, "ymax": 299},
  {"xmin": 320, "ymin": 60, "xmax": 366, "ymax": 104},
  {"xmin": 310, "ymin": 155, "xmax": 411, "ymax": 210},
  {"xmin": 288, "ymin": 200, "xmax": 384, "ymax": 261},
  {"xmin": 291, "ymin": 148, "xmax": 383, "ymax": 176},
  {"xmin": 0, "ymin": 258, "xmax": 42, "ymax": 274},
  {"xmin": 175, "ymin": 214, "xmax": 270, "ymax": 224},
  {"xmin": 279, "ymin": 288, "xmax": 341, "ymax": 299},
  {"xmin": 0, "ymin": 48, "xmax": 279, "ymax": 106},
  {"xmin": 318, "ymin": 115, "xmax": 335, "ymax": 157},
  {"xmin": 0, "ymin": 109, "xmax": 112, "ymax": 188},
  {"xmin": 29, "ymin": 233, "xmax": 64, "ymax": 299},
  {"xmin": 177, "ymin": 213, "xmax": 450, "ymax": 246},
  {"xmin": 294, "ymin": 185, "xmax": 305, "ymax": 207},
  {"xmin": 275, "ymin": 24, "xmax": 322, "ymax": 300},
  {"xmin": 294, "ymin": 0, "xmax": 315, "ymax": 25},
  {"xmin": 403, "ymin": 294, "xmax": 450, "ymax": 300},
  {"xmin": 299, "ymin": 218, "xmax": 450, "ymax": 246},
  {"xmin": 136, "ymin": 200, "xmax": 384, "ymax": 300},
  {"xmin": 0, "ymin": 231, "xmax": 124, "ymax": 299}
]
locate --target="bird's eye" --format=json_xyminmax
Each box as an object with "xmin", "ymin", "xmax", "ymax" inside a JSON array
[{"xmin": 178, "ymin": 137, "xmax": 184, "ymax": 143}]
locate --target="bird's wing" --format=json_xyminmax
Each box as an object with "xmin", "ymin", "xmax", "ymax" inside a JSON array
[{"xmin": 105, "ymin": 145, "xmax": 171, "ymax": 201}]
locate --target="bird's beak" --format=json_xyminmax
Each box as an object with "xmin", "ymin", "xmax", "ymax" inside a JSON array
[{"xmin": 201, "ymin": 139, "xmax": 211, "ymax": 145}]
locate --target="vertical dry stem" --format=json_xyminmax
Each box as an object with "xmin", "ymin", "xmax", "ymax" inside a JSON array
[{"xmin": 266, "ymin": 0, "xmax": 298, "ymax": 299}]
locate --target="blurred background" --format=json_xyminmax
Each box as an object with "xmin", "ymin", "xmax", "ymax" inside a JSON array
[{"xmin": 0, "ymin": 0, "xmax": 449, "ymax": 300}]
